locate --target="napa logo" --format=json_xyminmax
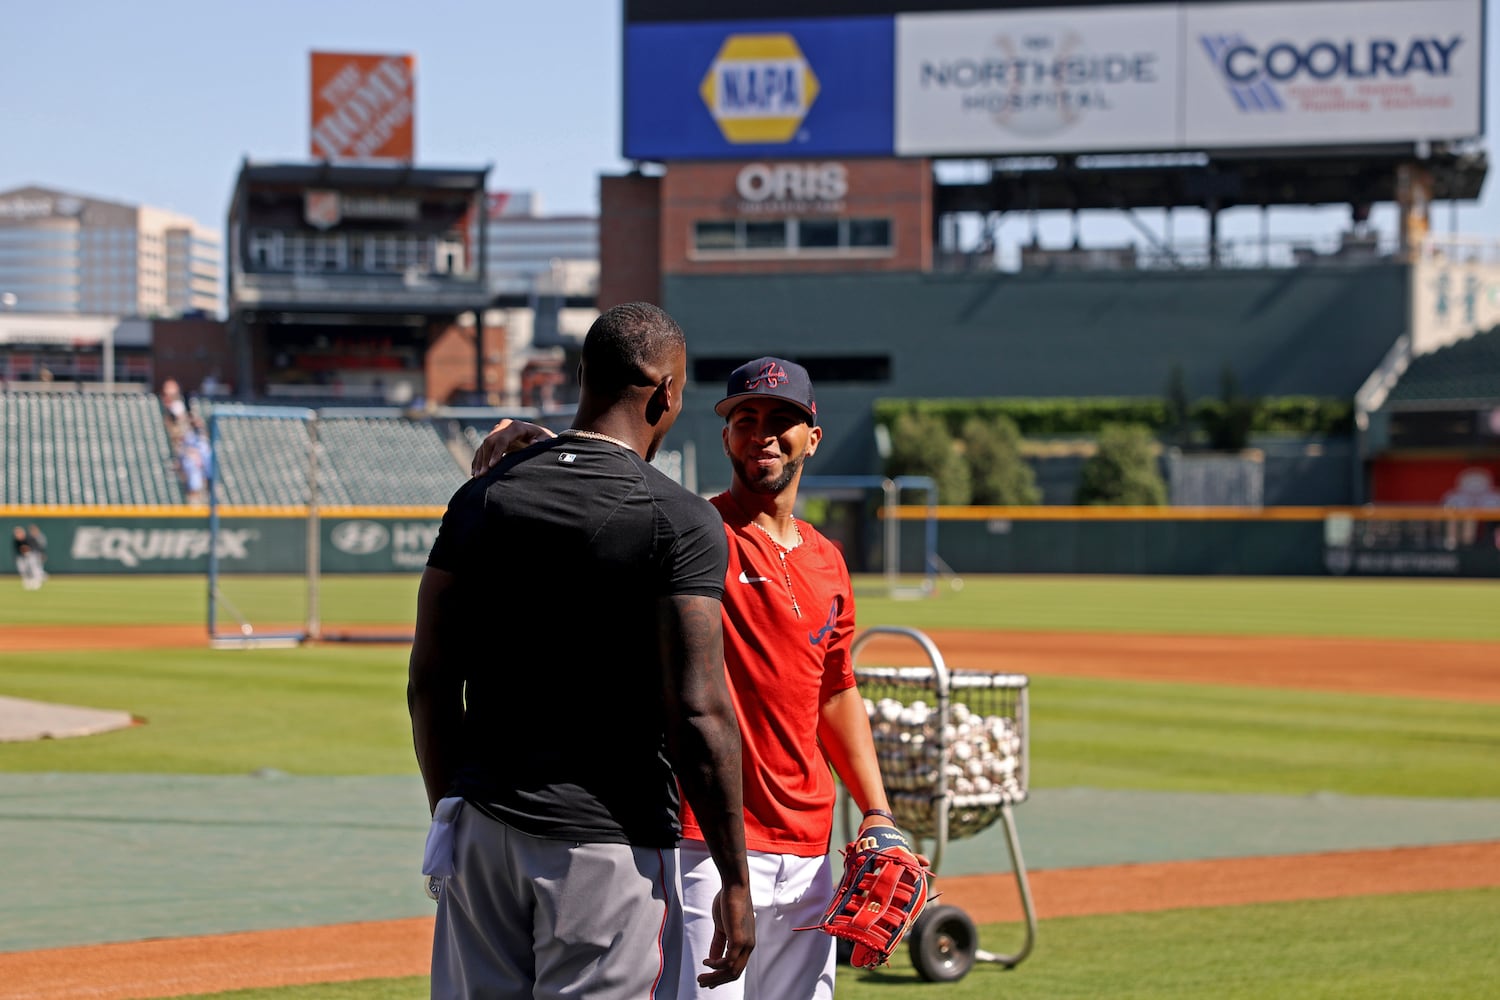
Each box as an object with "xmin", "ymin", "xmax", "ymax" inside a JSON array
[{"xmin": 699, "ymin": 33, "xmax": 820, "ymax": 144}]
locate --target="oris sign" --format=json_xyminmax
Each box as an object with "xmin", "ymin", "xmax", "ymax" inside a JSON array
[{"xmin": 734, "ymin": 163, "xmax": 848, "ymax": 213}]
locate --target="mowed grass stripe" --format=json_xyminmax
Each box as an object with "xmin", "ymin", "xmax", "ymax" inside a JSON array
[
  {"xmin": 160, "ymin": 889, "xmax": 1500, "ymax": 1000},
  {"xmin": 5, "ymin": 647, "xmax": 1499, "ymax": 800},
  {"xmin": 857, "ymin": 576, "xmax": 1500, "ymax": 640},
  {"xmin": 4, "ymin": 575, "xmax": 1500, "ymax": 639},
  {"xmin": 1032, "ymin": 676, "xmax": 1500, "ymax": 798}
]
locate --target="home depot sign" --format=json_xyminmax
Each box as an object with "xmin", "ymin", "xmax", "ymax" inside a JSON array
[{"xmin": 310, "ymin": 51, "xmax": 416, "ymax": 161}]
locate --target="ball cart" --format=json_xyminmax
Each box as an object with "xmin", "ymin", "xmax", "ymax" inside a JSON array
[{"xmin": 841, "ymin": 626, "xmax": 1037, "ymax": 982}]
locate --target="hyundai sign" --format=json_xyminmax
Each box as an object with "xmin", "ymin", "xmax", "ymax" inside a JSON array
[
  {"xmin": 1183, "ymin": 0, "xmax": 1482, "ymax": 149},
  {"xmin": 623, "ymin": 17, "xmax": 895, "ymax": 160}
]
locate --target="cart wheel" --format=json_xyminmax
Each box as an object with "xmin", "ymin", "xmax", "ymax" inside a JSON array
[{"xmin": 909, "ymin": 905, "xmax": 978, "ymax": 982}]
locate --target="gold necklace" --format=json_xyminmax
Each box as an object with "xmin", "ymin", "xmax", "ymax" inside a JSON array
[
  {"xmin": 558, "ymin": 428, "xmax": 635, "ymax": 451},
  {"xmin": 750, "ymin": 519, "xmax": 804, "ymax": 618}
]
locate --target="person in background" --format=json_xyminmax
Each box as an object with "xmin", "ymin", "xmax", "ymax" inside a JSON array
[{"xmin": 13, "ymin": 526, "xmax": 45, "ymax": 591}]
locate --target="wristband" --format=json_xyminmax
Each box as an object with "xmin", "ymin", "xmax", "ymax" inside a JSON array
[{"xmin": 862, "ymin": 808, "xmax": 897, "ymax": 824}]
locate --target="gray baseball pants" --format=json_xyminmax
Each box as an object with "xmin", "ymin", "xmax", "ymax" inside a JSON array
[{"xmin": 430, "ymin": 803, "xmax": 682, "ymax": 999}]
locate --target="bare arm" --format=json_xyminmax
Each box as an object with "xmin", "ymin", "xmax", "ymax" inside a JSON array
[
  {"xmin": 408, "ymin": 566, "xmax": 467, "ymax": 815},
  {"xmin": 819, "ymin": 685, "xmax": 894, "ymax": 835},
  {"xmin": 658, "ymin": 593, "xmax": 754, "ymax": 988},
  {"xmin": 470, "ymin": 418, "xmax": 555, "ymax": 476}
]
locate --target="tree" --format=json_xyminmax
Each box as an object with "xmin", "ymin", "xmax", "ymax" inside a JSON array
[
  {"xmin": 1196, "ymin": 365, "xmax": 1260, "ymax": 451},
  {"xmin": 884, "ymin": 412, "xmax": 971, "ymax": 504},
  {"xmin": 961, "ymin": 415, "xmax": 1040, "ymax": 505},
  {"xmin": 1075, "ymin": 424, "xmax": 1167, "ymax": 505},
  {"xmin": 1163, "ymin": 362, "xmax": 1193, "ymax": 447}
]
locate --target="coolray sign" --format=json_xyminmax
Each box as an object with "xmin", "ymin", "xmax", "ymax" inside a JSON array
[
  {"xmin": 895, "ymin": 7, "xmax": 1179, "ymax": 155},
  {"xmin": 72, "ymin": 527, "xmax": 256, "ymax": 568},
  {"xmin": 885, "ymin": 0, "xmax": 1482, "ymax": 156},
  {"xmin": 623, "ymin": 17, "xmax": 894, "ymax": 160},
  {"xmin": 735, "ymin": 162, "xmax": 848, "ymax": 212},
  {"xmin": 1183, "ymin": 0, "xmax": 1481, "ymax": 147}
]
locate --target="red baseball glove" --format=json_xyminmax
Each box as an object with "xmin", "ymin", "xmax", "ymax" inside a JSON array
[{"xmin": 800, "ymin": 825, "xmax": 931, "ymax": 968}]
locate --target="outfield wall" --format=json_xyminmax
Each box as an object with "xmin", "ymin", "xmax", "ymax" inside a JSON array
[
  {"xmin": 4, "ymin": 506, "xmax": 1497, "ymax": 578},
  {"xmin": 889, "ymin": 507, "xmax": 1500, "ymax": 579},
  {"xmin": 0, "ymin": 507, "xmax": 443, "ymax": 576}
]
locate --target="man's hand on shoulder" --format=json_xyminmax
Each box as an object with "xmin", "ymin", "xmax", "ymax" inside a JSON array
[{"xmin": 471, "ymin": 418, "xmax": 555, "ymax": 476}]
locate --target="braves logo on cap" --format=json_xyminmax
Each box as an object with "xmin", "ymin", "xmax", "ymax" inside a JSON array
[{"xmin": 745, "ymin": 361, "xmax": 788, "ymax": 391}]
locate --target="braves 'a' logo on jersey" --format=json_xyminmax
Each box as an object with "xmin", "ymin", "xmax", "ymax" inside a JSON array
[{"xmin": 809, "ymin": 595, "xmax": 843, "ymax": 645}]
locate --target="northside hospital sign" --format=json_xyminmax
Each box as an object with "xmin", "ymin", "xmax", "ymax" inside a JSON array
[
  {"xmin": 622, "ymin": 0, "xmax": 1482, "ymax": 160},
  {"xmin": 896, "ymin": 0, "xmax": 1483, "ymax": 154}
]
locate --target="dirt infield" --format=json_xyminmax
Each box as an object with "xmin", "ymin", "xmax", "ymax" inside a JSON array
[
  {"xmin": 857, "ymin": 629, "xmax": 1500, "ymax": 703},
  {"xmin": 8, "ymin": 623, "xmax": 1498, "ymax": 702},
  {"xmin": 4, "ymin": 622, "xmax": 1498, "ymax": 997}
]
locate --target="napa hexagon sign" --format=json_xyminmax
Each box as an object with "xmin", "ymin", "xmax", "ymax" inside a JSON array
[{"xmin": 699, "ymin": 33, "xmax": 821, "ymax": 145}]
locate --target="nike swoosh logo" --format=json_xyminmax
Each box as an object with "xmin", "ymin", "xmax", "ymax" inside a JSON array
[{"xmin": 738, "ymin": 571, "xmax": 772, "ymax": 584}]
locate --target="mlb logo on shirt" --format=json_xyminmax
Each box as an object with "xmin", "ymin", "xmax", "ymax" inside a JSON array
[{"xmin": 558, "ymin": 452, "xmax": 577, "ymax": 464}]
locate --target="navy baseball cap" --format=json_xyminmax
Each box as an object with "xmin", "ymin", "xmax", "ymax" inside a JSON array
[{"xmin": 714, "ymin": 357, "xmax": 817, "ymax": 423}]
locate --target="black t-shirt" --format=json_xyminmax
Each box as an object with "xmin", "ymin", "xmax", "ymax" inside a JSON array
[{"xmin": 427, "ymin": 434, "xmax": 728, "ymax": 847}]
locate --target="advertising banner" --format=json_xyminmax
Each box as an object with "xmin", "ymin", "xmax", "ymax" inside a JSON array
[
  {"xmin": 1182, "ymin": 0, "xmax": 1482, "ymax": 149},
  {"xmin": 320, "ymin": 516, "xmax": 441, "ymax": 574},
  {"xmin": 1410, "ymin": 253, "xmax": 1500, "ymax": 355},
  {"xmin": 624, "ymin": 17, "xmax": 895, "ymax": 160},
  {"xmin": 895, "ymin": 5, "xmax": 1180, "ymax": 155},
  {"xmin": 310, "ymin": 51, "xmax": 416, "ymax": 161},
  {"xmin": 0, "ymin": 514, "xmax": 440, "ymax": 575}
]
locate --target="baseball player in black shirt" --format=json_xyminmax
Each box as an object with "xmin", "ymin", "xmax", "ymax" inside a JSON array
[{"xmin": 410, "ymin": 302, "xmax": 753, "ymax": 998}]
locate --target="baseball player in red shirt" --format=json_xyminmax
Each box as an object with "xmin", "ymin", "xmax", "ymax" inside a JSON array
[{"xmin": 474, "ymin": 356, "xmax": 896, "ymax": 999}]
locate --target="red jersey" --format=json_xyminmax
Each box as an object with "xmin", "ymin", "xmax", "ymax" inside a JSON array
[{"xmin": 680, "ymin": 493, "xmax": 858, "ymax": 856}]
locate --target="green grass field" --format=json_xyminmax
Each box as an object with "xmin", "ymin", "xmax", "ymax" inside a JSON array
[
  {"xmin": 3, "ymin": 573, "xmax": 1498, "ymax": 997},
  {"xmin": 6, "ymin": 573, "xmax": 1500, "ymax": 639},
  {"xmin": 165, "ymin": 890, "xmax": 1500, "ymax": 1000}
]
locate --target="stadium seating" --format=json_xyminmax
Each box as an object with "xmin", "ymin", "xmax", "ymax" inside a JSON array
[
  {"xmin": 316, "ymin": 415, "xmax": 466, "ymax": 506},
  {"xmin": 201, "ymin": 408, "xmax": 467, "ymax": 507},
  {"xmin": 206, "ymin": 410, "xmax": 321, "ymax": 507},
  {"xmin": 1387, "ymin": 324, "xmax": 1500, "ymax": 405},
  {"xmin": 0, "ymin": 391, "xmax": 185, "ymax": 505},
  {"xmin": 3, "ymin": 393, "xmax": 470, "ymax": 508}
]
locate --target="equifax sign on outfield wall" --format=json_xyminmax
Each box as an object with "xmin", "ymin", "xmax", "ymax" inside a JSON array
[
  {"xmin": 71, "ymin": 528, "xmax": 257, "ymax": 567},
  {"xmin": 310, "ymin": 52, "xmax": 416, "ymax": 161}
]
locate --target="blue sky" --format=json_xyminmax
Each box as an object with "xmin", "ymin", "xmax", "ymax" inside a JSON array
[{"xmin": 1, "ymin": 0, "xmax": 1496, "ymax": 250}]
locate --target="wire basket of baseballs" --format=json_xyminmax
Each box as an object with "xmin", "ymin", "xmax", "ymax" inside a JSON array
[{"xmin": 865, "ymin": 692, "xmax": 1026, "ymax": 841}]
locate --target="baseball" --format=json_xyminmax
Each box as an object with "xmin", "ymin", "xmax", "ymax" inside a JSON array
[
  {"xmin": 241, "ymin": 623, "xmax": 254, "ymax": 636},
  {"xmin": 865, "ymin": 694, "xmax": 1025, "ymax": 835}
]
